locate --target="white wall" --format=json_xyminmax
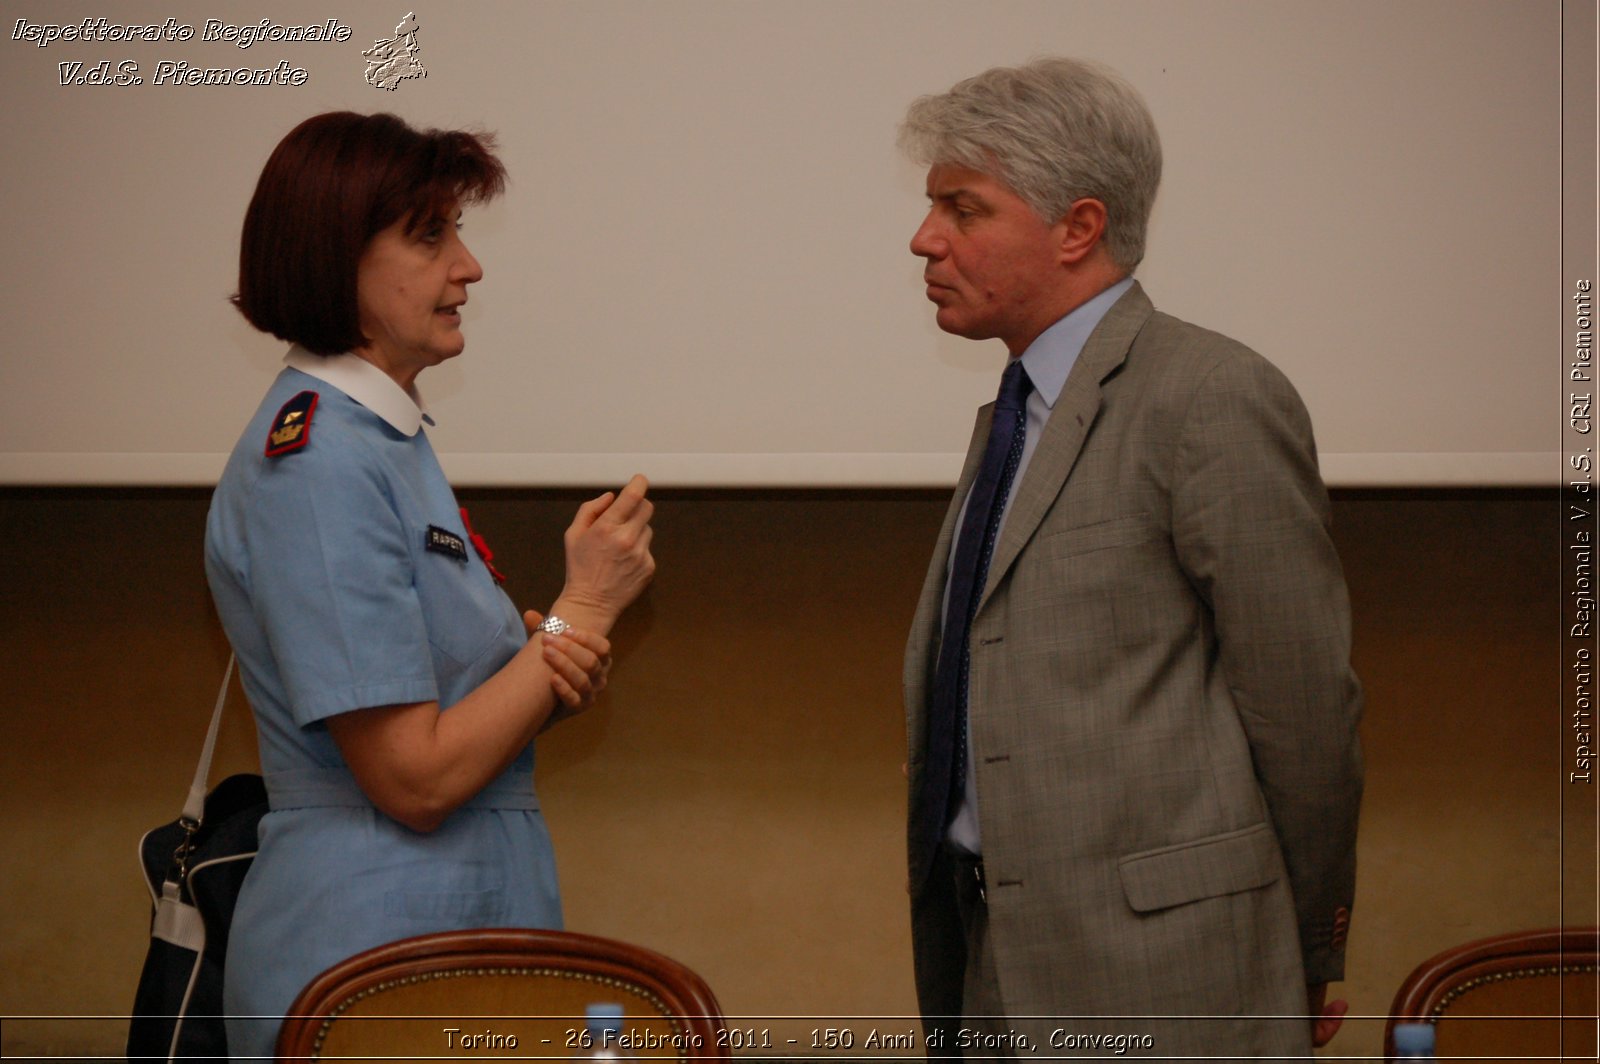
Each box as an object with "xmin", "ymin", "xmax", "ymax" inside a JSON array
[{"xmin": 0, "ymin": 0, "xmax": 1562, "ymax": 486}]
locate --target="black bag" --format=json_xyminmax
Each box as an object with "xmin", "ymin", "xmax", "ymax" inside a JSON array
[{"xmin": 127, "ymin": 660, "xmax": 268, "ymax": 1063}]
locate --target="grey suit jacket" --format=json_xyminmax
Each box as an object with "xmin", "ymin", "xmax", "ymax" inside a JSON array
[{"xmin": 904, "ymin": 283, "xmax": 1363, "ymax": 1055}]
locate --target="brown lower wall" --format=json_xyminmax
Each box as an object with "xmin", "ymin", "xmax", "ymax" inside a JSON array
[{"xmin": 0, "ymin": 488, "xmax": 1577, "ymax": 1058}]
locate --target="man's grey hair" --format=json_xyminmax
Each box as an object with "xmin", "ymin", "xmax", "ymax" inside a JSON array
[{"xmin": 899, "ymin": 57, "xmax": 1162, "ymax": 271}]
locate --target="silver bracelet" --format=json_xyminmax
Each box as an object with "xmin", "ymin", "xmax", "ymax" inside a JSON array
[{"xmin": 535, "ymin": 614, "xmax": 571, "ymax": 637}]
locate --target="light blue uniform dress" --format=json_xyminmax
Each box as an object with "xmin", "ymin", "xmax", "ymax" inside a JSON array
[{"xmin": 205, "ymin": 348, "xmax": 562, "ymax": 1060}]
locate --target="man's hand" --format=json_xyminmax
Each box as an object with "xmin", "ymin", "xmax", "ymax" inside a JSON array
[{"xmin": 1308, "ymin": 983, "xmax": 1348, "ymax": 1047}]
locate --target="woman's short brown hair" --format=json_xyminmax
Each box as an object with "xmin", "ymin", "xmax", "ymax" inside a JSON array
[{"xmin": 232, "ymin": 112, "xmax": 506, "ymax": 354}]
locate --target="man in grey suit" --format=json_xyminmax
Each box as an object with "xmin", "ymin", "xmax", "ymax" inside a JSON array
[{"xmin": 901, "ymin": 58, "xmax": 1362, "ymax": 1058}]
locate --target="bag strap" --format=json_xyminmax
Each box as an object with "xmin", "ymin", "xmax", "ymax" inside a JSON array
[{"xmin": 181, "ymin": 655, "xmax": 235, "ymax": 829}]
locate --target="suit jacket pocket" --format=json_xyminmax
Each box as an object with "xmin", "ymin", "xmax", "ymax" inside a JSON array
[
  {"xmin": 1041, "ymin": 512, "xmax": 1155, "ymax": 559},
  {"xmin": 1118, "ymin": 823, "xmax": 1280, "ymax": 913}
]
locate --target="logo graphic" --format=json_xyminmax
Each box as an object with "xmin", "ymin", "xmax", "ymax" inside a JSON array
[{"xmin": 363, "ymin": 12, "xmax": 425, "ymax": 91}]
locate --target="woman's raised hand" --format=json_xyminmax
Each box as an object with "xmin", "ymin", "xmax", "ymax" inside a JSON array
[{"xmin": 557, "ymin": 474, "xmax": 655, "ymax": 631}]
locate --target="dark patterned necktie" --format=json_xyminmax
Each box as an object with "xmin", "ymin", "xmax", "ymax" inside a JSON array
[{"xmin": 913, "ymin": 359, "xmax": 1032, "ymax": 885}]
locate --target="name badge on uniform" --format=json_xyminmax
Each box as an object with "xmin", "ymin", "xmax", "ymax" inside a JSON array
[
  {"xmin": 264, "ymin": 391, "xmax": 318, "ymax": 458},
  {"xmin": 425, "ymin": 525, "xmax": 469, "ymax": 563}
]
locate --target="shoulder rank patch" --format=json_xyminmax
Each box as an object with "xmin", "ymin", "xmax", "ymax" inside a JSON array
[
  {"xmin": 426, "ymin": 525, "xmax": 469, "ymax": 562},
  {"xmin": 264, "ymin": 391, "xmax": 318, "ymax": 458}
]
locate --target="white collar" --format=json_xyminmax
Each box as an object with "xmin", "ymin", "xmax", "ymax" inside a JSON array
[{"xmin": 283, "ymin": 346, "xmax": 433, "ymax": 437}]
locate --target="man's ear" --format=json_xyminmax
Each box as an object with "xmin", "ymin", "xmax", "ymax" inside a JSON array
[{"xmin": 1055, "ymin": 198, "xmax": 1109, "ymax": 265}]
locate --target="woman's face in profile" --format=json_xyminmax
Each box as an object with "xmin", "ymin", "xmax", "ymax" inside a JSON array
[{"xmin": 354, "ymin": 203, "xmax": 483, "ymax": 384}]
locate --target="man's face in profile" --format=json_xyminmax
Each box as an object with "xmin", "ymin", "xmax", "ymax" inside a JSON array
[{"xmin": 910, "ymin": 163, "xmax": 1065, "ymax": 352}]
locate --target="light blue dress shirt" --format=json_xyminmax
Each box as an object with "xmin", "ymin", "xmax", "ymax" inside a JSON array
[
  {"xmin": 205, "ymin": 349, "xmax": 562, "ymax": 1059},
  {"xmin": 944, "ymin": 278, "xmax": 1135, "ymax": 854}
]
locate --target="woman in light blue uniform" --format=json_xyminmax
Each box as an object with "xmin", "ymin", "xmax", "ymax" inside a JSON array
[{"xmin": 206, "ymin": 112, "xmax": 656, "ymax": 1059}]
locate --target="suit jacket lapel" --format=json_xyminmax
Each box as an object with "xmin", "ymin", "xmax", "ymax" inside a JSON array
[
  {"xmin": 979, "ymin": 283, "xmax": 1156, "ymax": 611},
  {"xmin": 905, "ymin": 407, "xmax": 989, "ymax": 736}
]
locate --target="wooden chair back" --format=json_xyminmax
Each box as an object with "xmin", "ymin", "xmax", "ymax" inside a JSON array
[
  {"xmin": 276, "ymin": 928, "xmax": 729, "ymax": 1061},
  {"xmin": 1385, "ymin": 927, "xmax": 1598, "ymax": 1061}
]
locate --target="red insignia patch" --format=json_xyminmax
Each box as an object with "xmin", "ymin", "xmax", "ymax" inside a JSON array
[{"xmin": 265, "ymin": 391, "xmax": 318, "ymax": 458}]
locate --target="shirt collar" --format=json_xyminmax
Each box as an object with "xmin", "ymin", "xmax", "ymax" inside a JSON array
[
  {"xmin": 1017, "ymin": 277, "xmax": 1136, "ymax": 409},
  {"xmin": 283, "ymin": 346, "xmax": 434, "ymax": 436}
]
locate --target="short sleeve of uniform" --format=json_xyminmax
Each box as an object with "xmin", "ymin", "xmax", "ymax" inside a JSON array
[{"xmin": 243, "ymin": 425, "xmax": 438, "ymax": 727}]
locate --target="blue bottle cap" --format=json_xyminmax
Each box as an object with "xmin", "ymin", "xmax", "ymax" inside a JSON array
[
  {"xmin": 1392, "ymin": 1022, "xmax": 1435, "ymax": 1055},
  {"xmin": 585, "ymin": 1002, "xmax": 625, "ymax": 1032}
]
